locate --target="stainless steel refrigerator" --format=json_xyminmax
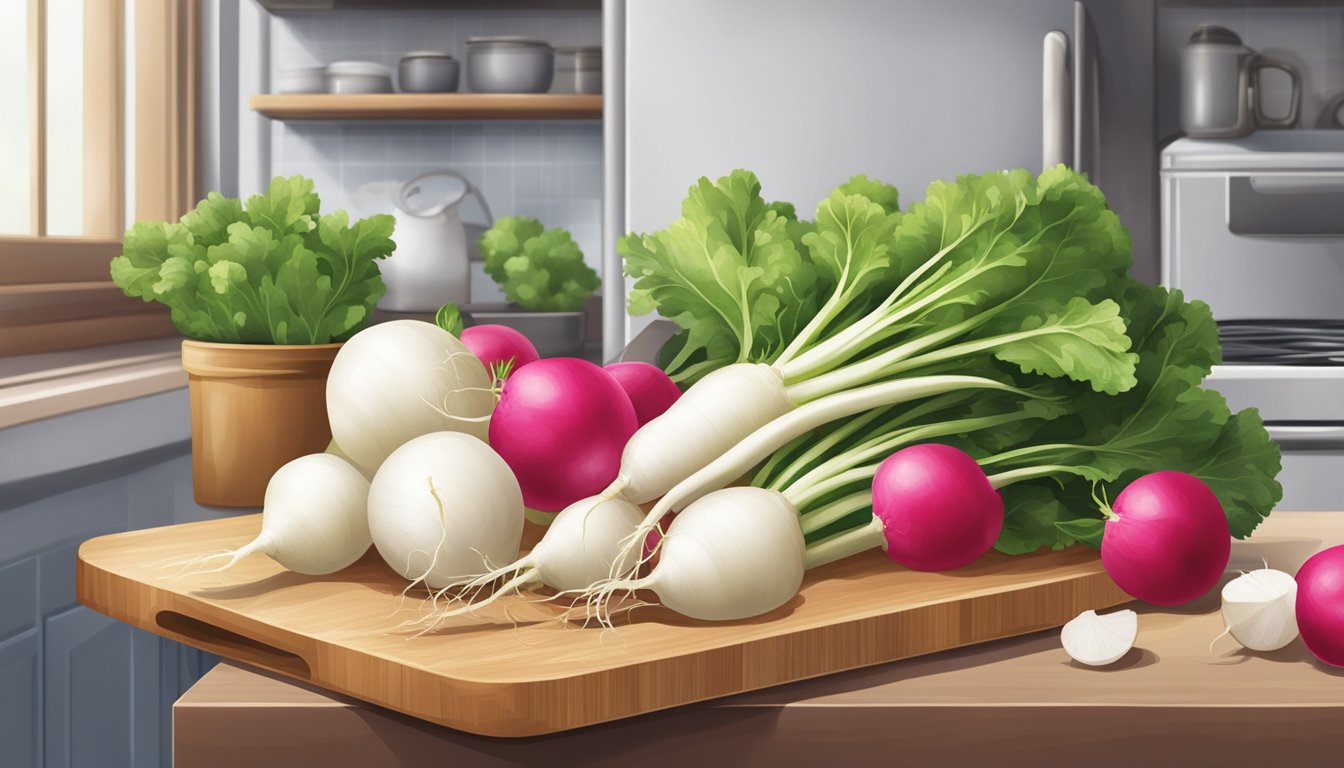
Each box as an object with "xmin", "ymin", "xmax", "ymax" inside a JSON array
[{"xmin": 601, "ymin": 0, "xmax": 1110, "ymax": 356}]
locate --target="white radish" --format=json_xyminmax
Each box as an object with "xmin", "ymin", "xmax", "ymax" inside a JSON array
[
  {"xmin": 526, "ymin": 497, "xmax": 644, "ymax": 592},
  {"xmin": 368, "ymin": 431, "xmax": 523, "ymax": 590},
  {"xmin": 589, "ymin": 487, "xmax": 805, "ymax": 622},
  {"xmin": 1060, "ymin": 608, "xmax": 1138, "ymax": 666},
  {"xmin": 326, "ymin": 320, "xmax": 495, "ymax": 477},
  {"xmin": 324, "ymin": 437, "xmax": 368, "ymax": 477},
  {"xmin": 419, "ymin": 496, "xmax": 645, "ymax": 627},
  {"xmin": 177, "ymin": 453, "xmax": 371, "ymax": 576},
  {"xmin": 602, "ymin": 363, "xmax": 791, "ymax": 505},
  {"xmin": 1219, "ymin": 567, "xmax": 1298, "ymax": 652},
  {"xmin": 600, "ymin": 375, "xmax": 1020, "ymax": 583}
]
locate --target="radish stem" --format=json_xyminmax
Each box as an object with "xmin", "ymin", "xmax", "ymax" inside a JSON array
[
  {"xmin": 804, "ymin": 517, "xmax": 885, "ymax": 569},
  {"xmin": 798, "ymin": 492, "xmax": 873, "ymax": 535}
]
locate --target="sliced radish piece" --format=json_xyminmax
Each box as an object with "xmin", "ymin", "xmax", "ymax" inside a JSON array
[{"xmin": 1061, "ymin": 608, "xmax": 1138, "ymax": 667}]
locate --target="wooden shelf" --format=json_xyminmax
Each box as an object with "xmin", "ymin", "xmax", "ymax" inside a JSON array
[
  {"xmin": 250, "ymin": 93, "xmax": 602, "ymax": 121},
  {"xmin": 257, "ymin": 0, "xmax": 599, "ymax": 10}
]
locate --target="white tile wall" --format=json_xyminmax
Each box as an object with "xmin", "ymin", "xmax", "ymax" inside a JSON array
[
  {"xmin": 267, "ymin": 8, "xmax": 604, "ymax": 297},
  {"xmin": 1158, "ymin": 5, "xmax": 1344, "ymax": 139}
]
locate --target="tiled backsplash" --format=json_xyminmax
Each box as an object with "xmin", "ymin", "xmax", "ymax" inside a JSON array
[
  {"xmin": 1158, "ymin": 4, "xmax": 1344, "ymax": 140},
  {"xmin": 268, "ymin": 9, "xmax": 604, "ymax": 300}
]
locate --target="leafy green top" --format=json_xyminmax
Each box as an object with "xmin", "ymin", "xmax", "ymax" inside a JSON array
[
  {"xmin": 109, "ymin": 176, "xmax": 394, "ymax": 344},
  {"xmin": 621, "ymin": 166, "xmax": 1282, "ymax": 551},
  {"xmin": 619, "ymin": 169, "xmax": 825, "ymax": 383},
  {"xmin": 477, "ymin": 216, "xmax": 600, "ymax": 312}
]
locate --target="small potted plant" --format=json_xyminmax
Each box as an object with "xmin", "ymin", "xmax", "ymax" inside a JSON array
[
  {"xmin": 471, "ymin": 216, "xmax": 600, "ymax": 356},
  {"xmin": 110, "ymin": 176, "xmax": 395, "ymax": 507}
]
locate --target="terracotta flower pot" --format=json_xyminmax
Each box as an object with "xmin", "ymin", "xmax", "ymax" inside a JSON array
[{"xmin": 180, "ymin": 340, "xmax": 341, "ymax": 507}]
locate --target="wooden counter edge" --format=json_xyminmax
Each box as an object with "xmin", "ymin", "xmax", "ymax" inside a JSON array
[{"xmin": 173, "ymin": 661, "xmax": 1344, "ymax": 768}]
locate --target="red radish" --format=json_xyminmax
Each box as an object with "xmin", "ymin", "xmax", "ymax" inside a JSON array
[
  {"xmin": 870, "ymin": 443, "xmax": 1003, "ymax": 571},
  {"xmin": 1295, "ymin": 544, "xmax": 1344, "ymax": 667},
  {"xmin": 604, "ymin": 361, "xmax": 682, "ymax": 426},
  {"xmin": 460, "ymin": 325, "xmax": 539, "ymax": 377},
  {"xmin": 488, "ymin": 358, "xmax": 638, "ymax": 512},
  {"xmin": 1100, "ymin": 471, "xmax": 1230, "ymax": 606}
]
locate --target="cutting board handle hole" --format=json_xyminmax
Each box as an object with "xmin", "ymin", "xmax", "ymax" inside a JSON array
[{"xmin": 155, "ymin": 611, "xmax": 312, "ymax": 679}]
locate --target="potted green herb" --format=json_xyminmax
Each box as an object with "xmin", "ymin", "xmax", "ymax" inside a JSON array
[
  {"xmin": 110, "ymin": 176, "xmax": 395, "ymax": 507},
  {"xmin": 472, "ymin": 216, "xmax": 600, "ymax": 356}
]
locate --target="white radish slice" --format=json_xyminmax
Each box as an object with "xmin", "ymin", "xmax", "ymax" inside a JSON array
[
  {"xmin": 1220, "ymin": 568, "xmax": 1298, "ymax": 652},
  {"xmin": 1060, "ymin": 608, "xmax": 1138, "ymax": 666}
]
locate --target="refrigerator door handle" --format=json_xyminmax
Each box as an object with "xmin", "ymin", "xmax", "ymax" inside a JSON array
[
  {"xmin": 1072, "ymin": 0, "xmax": 1096, "ymax": 178},
  {"xmin": 1042, "ymin": 29, "xmax": 1072, "ymax": 171},
  {"xmin": 1266, "ymin": 424, "xmax": 1344, "ymax": 449}
]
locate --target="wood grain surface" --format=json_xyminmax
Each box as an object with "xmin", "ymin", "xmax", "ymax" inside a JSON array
[{"xmin": 78, "ymin": 512, "xmax": 1132, "ymax": 736}]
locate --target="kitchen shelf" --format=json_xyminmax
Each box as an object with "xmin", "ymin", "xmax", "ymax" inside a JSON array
[
  {"xmin": 250, "ymin": 93, "xmax": 602, "ymax": 121},
  {"xmin": 257, "ymin": 0, "xmax": 598, "ymax": 10}
]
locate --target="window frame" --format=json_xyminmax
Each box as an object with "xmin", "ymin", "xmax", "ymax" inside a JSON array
[{"xmin": 5, "ymin": 0, "xmax": 197, "ymax": 358}]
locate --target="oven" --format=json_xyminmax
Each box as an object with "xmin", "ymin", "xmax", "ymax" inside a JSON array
[{"xmin": 1162, "ymin": 131, "xmax": 1344, "ymax": 511}]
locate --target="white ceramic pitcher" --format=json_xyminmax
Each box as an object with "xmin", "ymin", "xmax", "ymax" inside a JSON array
[{"xmin": 380, "ymin": 170, "xmax": 493, "ymax": 312}]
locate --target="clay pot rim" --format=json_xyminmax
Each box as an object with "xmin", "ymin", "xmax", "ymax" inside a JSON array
[{"xmin": 181, "ymin": 339, "xmax": 343, "ymax": 379}]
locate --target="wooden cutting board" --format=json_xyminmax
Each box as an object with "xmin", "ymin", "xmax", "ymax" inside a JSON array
[{"xmin": 77, "ymin": 514, "xmax": 1131, "ymax": 737}]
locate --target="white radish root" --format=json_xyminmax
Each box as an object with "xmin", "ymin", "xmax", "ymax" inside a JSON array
[{"xmin": 410, "ymin": 496, "xmax": 645, "ymax": 632}]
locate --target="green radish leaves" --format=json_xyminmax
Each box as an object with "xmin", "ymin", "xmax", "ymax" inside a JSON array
[
  {"xmin": 990, "ymin": 297, "xmax": 1139, "ymax": 395},
  {"xmin": 621, "ymin": 170, "xmax": 821, "ymax": 383},
  {"xmin": 621, "ymin": 167, "xmax": 1282, "ymax": 555},
  {"xmin": 1053, "ymin": 517, "xmax": 1106, "ymax": 549},
  {"xmin": 435, "ymin": 302, "xmax": 465, "ymax": 336},
  {"xmin": 836, "ymin": 174, "xmax": 900, "ymax": 215},
  {"xmin": 987, "ymin": 283, "xmax": 1282, "ymax": 551},
  {"xmin": 1171, "ymin": 409, "xmax": 1283, "ymax": 539}
]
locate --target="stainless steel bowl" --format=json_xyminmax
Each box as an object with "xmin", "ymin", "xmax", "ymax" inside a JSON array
[
  {"xmin": 398, "ymin": 51, "xmax": 459, "ymax": 93},
  {"xmin": 554, "ymin": 46, "xmax": 602, "ymax": 94},
  {"xmin": 466, "ymin": 36, "xmax": 554, "ymax": 94},
  {"xmin": 325, "ymin": 61, "xmax": 393, "ymax": 94}
]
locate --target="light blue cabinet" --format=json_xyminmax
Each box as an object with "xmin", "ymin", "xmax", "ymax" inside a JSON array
[
  {"xmin": 0, "ymin": 629, "xmax": 40, "ymax": 767},
  {"xmin": 0, "ymin": 440, "xmax": 229, "ymax": 768},
  {"xmin": 44, "ymin": 607, "xmax": 133, "ymax": 768}
]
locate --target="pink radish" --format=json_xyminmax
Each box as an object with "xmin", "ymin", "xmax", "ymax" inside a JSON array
[
  {"xmin": 460, "ymin": 324, "xmax": 539, "ymax": 377},
  {"xmin": 1100, "ymin": 471, "xmax": 1230, "ymax": 606},
  {"xmin": 802, "ymin": 444, "xmax": 1003, "ymax": 572},
  {"xmin": 873, "ymin": 444, "xmax": 1004, "ymax": 570},
  {"xmin": 1296, "ymin": 544, "xmax": 1344, "ymax": 667},
  {"xmin": 488, "ymin": 358, "xmax": 638, "ymax": 512},
  {"xmin": 604, "ymin": 361, "xmax": 681, "ymax": 426}
]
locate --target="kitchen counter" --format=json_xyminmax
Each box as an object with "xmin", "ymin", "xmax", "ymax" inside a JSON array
[{"xmin": 172, "ymin": 512, "xmax": 1344, "ymax": 768}]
